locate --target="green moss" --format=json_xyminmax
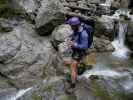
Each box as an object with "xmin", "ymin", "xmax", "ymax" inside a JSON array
[
  {"xmin": 32, "ymin": 94, "xmax": 43, "ymax": 100},
  {"xmin": 43, "ymin": 85, "xmax": 54, "ymax": 92}
]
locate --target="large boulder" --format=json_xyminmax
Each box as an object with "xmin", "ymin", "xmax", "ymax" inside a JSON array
[
  {"xmin": 10, "ymin": 0, "xmax": 65, "ymax": 35},
  {"xmin": 51, "ymin": 24, "xmax": 73, "ymax": 74},
  {"xmin": 0, "ymin": 20, "xmax": 57, "ymax": 89},
  {"xmin": 95, "ymin": 15, "xmax": 115, "ymax": 41},
  {"xmin": 91, "ymin": 37, "xmax": 114, "ymax": 52},
  {"xmin": 51, "ymin": 24, "xmax": 72, "ymax": 49},
  {"xmin": 35, "ymin": 0, "xmax": 65, "ymax": 35}
]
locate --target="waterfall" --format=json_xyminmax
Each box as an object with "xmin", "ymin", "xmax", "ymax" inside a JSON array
[{"xmin": 112, "ymin": 21, "xmax": 130, "ymax": 59}]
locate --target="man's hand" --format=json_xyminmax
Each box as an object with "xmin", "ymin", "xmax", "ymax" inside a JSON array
[{"xmin": 69, "ymin": 41, "xmax": 75, "ymax": 48}]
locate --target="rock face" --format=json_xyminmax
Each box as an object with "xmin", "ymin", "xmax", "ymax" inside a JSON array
[
  {"xmin": 35, "ymin": 0, "xmax": 64, "ymax": 28},
  {"xmin": 95, "ymin": 15, "xmax": 114, "ymax": 41},
  {"xmin": 0, "ymin": 20, "xmax": 57, "ymax": 89},
  {"xmin": 11, "ymin": 0, "xmax": 65, "ymax": 35},
  {"xmin": 126, "ymin": 21, "xmax": 133, "ymax": 51}
]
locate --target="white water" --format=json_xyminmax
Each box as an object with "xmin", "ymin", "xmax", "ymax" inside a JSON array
[
  {"xmin": 80, "ymin": 70, "xmax": 121, "ymax": 79},
  {"xmin": 112, "ymin": 21, "xmax": 130, "ymax": 59},
  {"xmin": 7, "ymin": 87, "xmax": 32, "ymax": 100}
]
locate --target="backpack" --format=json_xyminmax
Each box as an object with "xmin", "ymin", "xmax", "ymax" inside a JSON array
[{"xmin": 82, "ymin": 19, "xmax": 95, "ymax": 48}]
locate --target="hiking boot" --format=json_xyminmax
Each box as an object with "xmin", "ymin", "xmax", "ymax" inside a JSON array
[{"xmin": 65, "ymin": 83, "xmax": 76, "ymax": 94}]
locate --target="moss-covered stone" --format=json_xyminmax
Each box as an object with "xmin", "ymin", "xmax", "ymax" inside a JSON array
[{"xmin": 32, "ymin": 94, "xmax": 43, "ymax": 100}]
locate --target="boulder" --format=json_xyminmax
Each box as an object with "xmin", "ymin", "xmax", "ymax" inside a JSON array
[
  {"xmin": 95, "ymin": 16, "xmax": 115, "ymax": 41},
  {"xmin": 10, "ymin": 0, "xmax": 65, "ymax": 35},
  {"xmin": 93, "ymin": 37, "xmax": 114, "ymax": 52},
  {"xmin": 35, "ymin": 0, "xmax": 65, "ymax": 35},
  {"xmin": 0, "ymin": 21, "xmax": 58, "ymax": 89},
  {"xmin": 51, "ymin": 24, "xmax": 73, "ymax": 74},
  {"xmin": 51, "ymin": 24, "xmax": 72, "ymax": 49}
]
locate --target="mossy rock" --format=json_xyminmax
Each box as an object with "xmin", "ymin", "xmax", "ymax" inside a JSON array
[{"xmin": 32, "ymin": 94, "xmax": 43, "ymax": 100}]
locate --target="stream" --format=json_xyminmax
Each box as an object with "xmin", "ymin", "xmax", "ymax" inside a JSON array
[{"xmin": 1, "ymin": 52, "xmax": 132, "ymax": 100}]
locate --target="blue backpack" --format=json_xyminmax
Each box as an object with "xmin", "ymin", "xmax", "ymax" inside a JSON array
[{"xmin": 82, "ymin": 19, "xmax": 95, "ymax": 48}]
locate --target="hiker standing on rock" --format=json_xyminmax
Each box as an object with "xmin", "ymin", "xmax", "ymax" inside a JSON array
[{"xmin": 66, "ymin": 17, "xmax": 94, "ymax": 87}]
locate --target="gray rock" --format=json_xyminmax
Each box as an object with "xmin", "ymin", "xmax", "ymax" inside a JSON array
[
  {"xmin": 0, "ymin": 21, "xmax": 57, "ymax": 89},
  {"xmin": 15, "ymin": 76, "xmax": 67, "ymax": 100},
  {"xmin": 35, "ymin": 0, "xmax": 65, "ymax": 35},
  {"xmin": 10, "ymin": 0, "xmax": 39, "ymax": 13},
  {"xmin": 93, "ymin": 37, "xmax": 114, "ymax": 52},
  {"xmin": 51, "ymin": 24, "xmax": 72, "ymax": 49},
  {"xmin": 0, "ymin": 34, "xmax": 21, "ymax": 63}
]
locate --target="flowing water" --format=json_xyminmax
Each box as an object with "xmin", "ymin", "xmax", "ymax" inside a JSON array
[
  {"xmin": 112, "ymin": 21, "xmax": 130, "ymax": 59},
  {"xmin": 80, "ymin": 53, "xmax": 133, "ymax": 100}
]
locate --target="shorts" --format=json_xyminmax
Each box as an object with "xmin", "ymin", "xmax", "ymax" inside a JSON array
[{"xmin": 72, "ymin": 49, "xmax": 86, "ymax": 61}]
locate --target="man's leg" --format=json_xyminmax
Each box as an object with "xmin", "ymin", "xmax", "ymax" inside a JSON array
[{"xmin": 70, "ymin": 60, "xmax": 78, "ymax": 86}]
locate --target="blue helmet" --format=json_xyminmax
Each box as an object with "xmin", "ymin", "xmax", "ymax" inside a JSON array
[{"xmin": 66, "ymin": 17, "xmax": 80, "ymax": 25}]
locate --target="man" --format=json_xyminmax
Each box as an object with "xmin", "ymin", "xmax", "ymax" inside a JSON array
[{"xmin": 66, "ymin": 17, "xmax": 92, "ymax": 87}]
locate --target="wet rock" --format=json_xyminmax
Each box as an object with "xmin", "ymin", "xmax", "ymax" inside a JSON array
[
  {"xmin": 16, "ymin": 76, "xmax": 70, "ymax": 100},
  {"xmin": 76, "ymin": 67, "xmax": 133, "ymax": 100},
  {"xmin": 93, "ymin": 37, "xmax": 114, "ymax": 52},
  {"xmin": 126, "ymin": 21, "xmax": 133, "ymax": 51}
]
